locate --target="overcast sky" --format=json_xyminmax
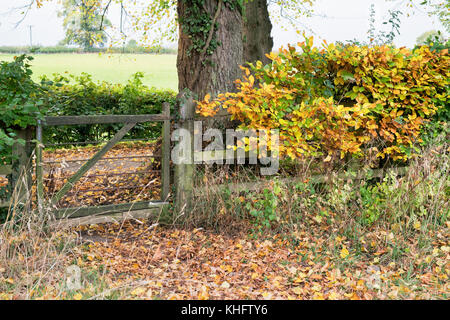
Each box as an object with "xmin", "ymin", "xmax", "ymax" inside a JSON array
[{"xmin": 0, "ymin": 0, "xmax": 447, "ymax": 49}]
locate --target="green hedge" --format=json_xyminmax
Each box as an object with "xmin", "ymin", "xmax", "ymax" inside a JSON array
[
  {"xmin": 414, "ymin": 35, "xmax": 450, "ymax": 146},
  {"xmin": 42, "ymin": 72, "xmax": 177, "ymax": 145}
]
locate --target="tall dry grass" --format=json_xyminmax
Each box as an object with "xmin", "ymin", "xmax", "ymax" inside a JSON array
[
  {"xmin": 0, "ymin": 173, "xmax": 77, "ymax": 299},
  {"xmin": 183, "ymin": 136, "xmax": 449, "ymax": 236}
]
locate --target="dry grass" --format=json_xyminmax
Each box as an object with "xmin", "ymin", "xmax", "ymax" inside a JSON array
[
  {"xmin": 0, "ymin": 172, "xmax": 79, "ymax": 299},
  {"xmin": 0, "ymin": 136, "xmax": 447, "ymax": 300}
]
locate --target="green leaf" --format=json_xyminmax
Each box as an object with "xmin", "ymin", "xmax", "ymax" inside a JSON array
[{"xmin": 341, "ymin": 71, "xmax": 355, "ymax": 81}]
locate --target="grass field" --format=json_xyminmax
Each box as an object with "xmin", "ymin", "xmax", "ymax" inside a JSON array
[{"xmin": 0, "ymin": 53, "xmax": 178, "ymax": 91}]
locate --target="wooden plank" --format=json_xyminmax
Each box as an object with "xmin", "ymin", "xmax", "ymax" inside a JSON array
[
  {"xmin": 0, "ymin": 201, "xmax": 10, "ymax": 208},
  {"xmin": 196, "ymin": 150, "xmax": 232, "ymax": 163},
  {"xmin": 53, "ymin": 201, "xmax": 169, "ymax": 219},
  {"xmin": 194, "ymin": 167, "xmax": 410, "ymax": 194},
  {"xmin": 51, "ymin": 210, "xmax": 161, "ymax": 228},
  {"xmin": 43, "ymin": 114, "xmax": 170, "ymax": 126},
  {"xmin": 0, "ymin": 165, "xmax": 12, "ymax": 175},
  {"xmin": 195, "ymin": 149, "xmax": 256, "ymax": 163},
  {"xmin": 50, "ymin": 122, "xmax": 136, "ymax": 205},
  {"xmin": 161, "ymin": 102, "xmax": 171, "ymax": 201}
]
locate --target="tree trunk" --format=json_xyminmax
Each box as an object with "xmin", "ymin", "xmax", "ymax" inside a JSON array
[
  {"xmin": 176, "ymin": 0, "xmax": 273, "ymax": 126},
  {"xmin": 177, "ymin": 0, "xmax": 244, "ymax": 100},
  {"xmin": 243, "ymin": 0, "xmax": 273, "ymax": 65}
]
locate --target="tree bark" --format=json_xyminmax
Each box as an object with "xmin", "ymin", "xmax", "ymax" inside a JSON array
[
  {"xmin": 243, "ymin": 0, "xmax": 273, "ymax": 65},
  {"xmin": 177, "ymin": 0, "xmax": 244, "ymax": 100},
  {"xmin": 176, "ymin": 0, "xmax": 273, "ymax": 125}
]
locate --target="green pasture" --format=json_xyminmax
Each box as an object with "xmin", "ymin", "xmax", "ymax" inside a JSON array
[{"xmin": 0, "ymin": 53, "xmax": 178, "ymax": 91}]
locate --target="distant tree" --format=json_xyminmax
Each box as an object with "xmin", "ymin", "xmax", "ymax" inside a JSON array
[
  {"xmin": 58, "ymin": 0, "xmax": 111, "ymax": 51},
  {"xmin": 127, "ymin": 39, "xmax": 138, "ymax": 48}
]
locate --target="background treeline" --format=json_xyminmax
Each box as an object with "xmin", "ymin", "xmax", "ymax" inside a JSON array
[{"xmin": 0, "ymin": 46, "xmax": 177, "ymax": 55}]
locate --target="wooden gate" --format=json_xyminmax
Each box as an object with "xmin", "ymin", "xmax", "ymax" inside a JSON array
[{"xmin": 35, "ymin": 103, "xmax": 171, "ymax": 219}]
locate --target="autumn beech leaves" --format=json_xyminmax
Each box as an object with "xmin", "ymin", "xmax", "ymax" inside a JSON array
[{"xmin": 197, "ymin": 37, "xmax": 449, "ymax": 162}]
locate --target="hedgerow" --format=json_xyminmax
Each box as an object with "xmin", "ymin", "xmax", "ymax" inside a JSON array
[
  {"xmin": 0, "ymin": 55, "xmax": 176, "ymax": 156},
  {"xmin": 42, "ymin": 72, "xmax": 176, "ymax": 144},
  {"xmin": 197, "ymin": 38, "xmax": 449, "ymax": 162}
]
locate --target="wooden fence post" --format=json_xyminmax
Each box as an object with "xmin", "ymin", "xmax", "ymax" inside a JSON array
[
  {"xmin": 12, "ymin": 127, "xmax": 34, "ymax": 206},
  {"xmin": 36, "ymin": 120, "xmax": 44, "ymax": 214},
  {"xmin": 174, "ymin": 92, "xmax": 195, "ymax": 216},
  {"xmin": 161, "ymin": 103, "xmax": 171, "ymax": 201}
]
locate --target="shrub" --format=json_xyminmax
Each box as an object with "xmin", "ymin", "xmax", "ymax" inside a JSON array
[
  {"xmin": 197, "ymin": 37, "xmax": 449, "ymax": 162},
  {"xmin": 41, "ymin": 72, "xmax": 176, "ymax": 144},
  {"xmin": 0, "ymin": 55, "xmax": 51, "ymax": 210},
  {"xmin": 0, "ymin": 55, "xmax": 45, "ymax": 163}
]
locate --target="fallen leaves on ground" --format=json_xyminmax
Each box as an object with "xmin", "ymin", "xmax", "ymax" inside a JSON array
[{"xmin": 67, "ymin": 220, "xmax": 449, "ymax": 300}]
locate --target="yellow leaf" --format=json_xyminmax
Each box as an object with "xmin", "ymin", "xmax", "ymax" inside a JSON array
[
  {"xmin": 73, "ymin": 293, "xmax": 83, "ymax": 300},
  {"xmin": 292, "ymin": 287, "xmax": 303, "ymax": 295},
  {"xmin": 198, "ymin": 286, "xmax": 209, "ymax": 300},
  {"xmin": 131, "ymin": 287, "xmax": 146, "ymax": 296},
  {"xmin": 340, "ymin": 246, "xmax": 349, "ymax": 259},
  {"xmin": 313, "ymin": 292, "xmax": 325, "ymax": 300},
  {"xmin": 328, "ymin": 291, "xmax": 340, "ymax": 300},
  {"xmin": 249, "ymin": 75, "xmax": 255, "ymax": 86},
  {"xmin": 262, "ymin": 291, "xmax": 272, "ymax": 299}
]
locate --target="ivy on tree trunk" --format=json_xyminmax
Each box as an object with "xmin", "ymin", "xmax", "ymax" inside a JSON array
[{"xmin": 177, "ymin": 0, "xmax": 273, "ymax": 99}]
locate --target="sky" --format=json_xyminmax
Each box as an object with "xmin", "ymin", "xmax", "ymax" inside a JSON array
[{"xmin": 0, "ymin": 0, "xmax": 447, "ymax": 49}]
